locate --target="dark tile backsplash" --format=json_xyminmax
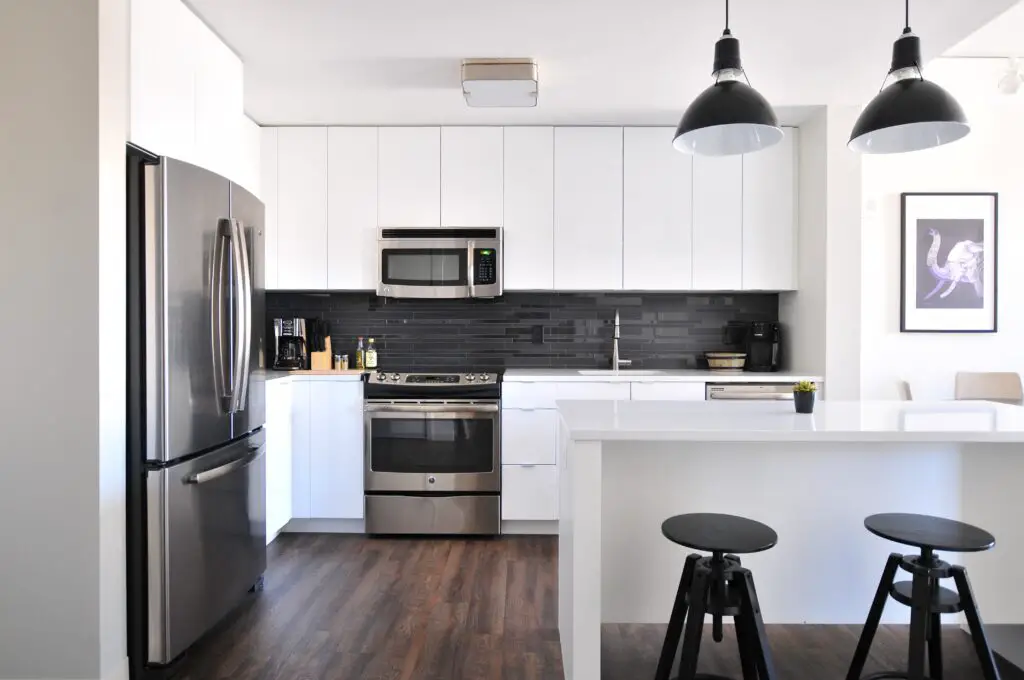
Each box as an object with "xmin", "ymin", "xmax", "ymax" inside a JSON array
[{"xmin": 267, "ymin": 292, "xmax": 778, "ymax": 372}]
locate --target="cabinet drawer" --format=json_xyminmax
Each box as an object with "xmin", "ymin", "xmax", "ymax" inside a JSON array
[
  {"xmin": 501, "ymin": 409, "xmax": 558, "ymax": 465},
  {"xmin": 502, "ymin": 381, "xmax": 631, "ymax": 409},
  {"xmin": 502, "ymin": 465, "xmax": 558, "ymax": 521},
  {"xmin": 630, "ymin": 382, "xmax": 706, "ymax": 401}
]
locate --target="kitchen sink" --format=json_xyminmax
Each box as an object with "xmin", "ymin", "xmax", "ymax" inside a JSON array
[{"xmin": 577, "ymin": 369, "xmax": 666, "ymax": 376}]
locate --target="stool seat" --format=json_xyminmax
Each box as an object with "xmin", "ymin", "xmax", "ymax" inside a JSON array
[
  {"xmin": 662, "ymin": 513, "xmax": 778, "ymax": 554},
  {"xmin": 864, "ymin": 513, "xmax": 995, "ymax": 552}
]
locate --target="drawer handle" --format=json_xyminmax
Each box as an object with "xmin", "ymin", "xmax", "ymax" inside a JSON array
[{"xmin": 519, "ymin": 464, "xmax": 536, "ymax": 468}]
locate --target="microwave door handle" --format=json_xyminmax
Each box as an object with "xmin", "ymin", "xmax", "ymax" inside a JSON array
[{"xmin": 467, "ymin": 239, "xmax": 475, "ymax": 298}]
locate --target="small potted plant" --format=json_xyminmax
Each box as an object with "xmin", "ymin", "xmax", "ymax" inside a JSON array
[{"xmin": 793, "ymin": 381, "xmax": 817, "ymax": 414}]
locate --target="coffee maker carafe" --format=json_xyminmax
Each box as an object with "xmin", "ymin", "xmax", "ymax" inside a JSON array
[{"xmin": 272, "ymin": 318, "xmax": 308, "ymax": 370}]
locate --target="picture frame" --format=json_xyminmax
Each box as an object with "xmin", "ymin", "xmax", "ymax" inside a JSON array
[{"xmin": 900, "ymin": 192, "xmax": 998, "ymax": 333}]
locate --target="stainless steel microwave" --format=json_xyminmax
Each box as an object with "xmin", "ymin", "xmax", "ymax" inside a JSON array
[{"xmin": 377, "ymin": 228, "xmax": 503, "ymax": 299}]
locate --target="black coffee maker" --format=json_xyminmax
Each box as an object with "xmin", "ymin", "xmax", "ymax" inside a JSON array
[
  {"xmin": 745, "ymin": 322, "xmax": 781, "ymax": 372},
  {"xmin": 272, "ymin": 318, "xmax": 308, "ymax": 370}
]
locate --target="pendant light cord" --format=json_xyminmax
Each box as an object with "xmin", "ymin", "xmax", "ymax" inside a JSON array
[
  {"xmin": 904, "ymin": 0, "xmax": 910, "ymax": 30},
  {"xmin": 725, "ymin": 0, "xmax": 729, "ymax": 32}
]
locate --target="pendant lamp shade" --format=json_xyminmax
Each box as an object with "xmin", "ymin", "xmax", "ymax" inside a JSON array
[
  {"xmin": 673, "ymin": 10, "xmax": 782, "ymax": 157},
  {"xmin": 849, "ymin": 14, "xmax": 969, "ymax": 154}
]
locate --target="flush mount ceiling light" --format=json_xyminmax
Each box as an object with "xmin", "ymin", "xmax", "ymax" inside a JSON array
[
  {"xmin": 849, "ymin": 0, "xmax": 969, "ymax": 154},
  {"xmin": 673, "ymin": 0, "xmax": 782, "ymax": 156},
  {"xmin": 462, "ymin": 58, "xmax": 538, "ymax": 107}
]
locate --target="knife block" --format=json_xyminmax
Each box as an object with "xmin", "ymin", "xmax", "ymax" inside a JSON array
[{"xmin": 309, "ymin": 336, "xmax": 333, "ymax": 371}]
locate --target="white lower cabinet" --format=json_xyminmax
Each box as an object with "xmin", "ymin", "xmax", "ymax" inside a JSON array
[
  {"xmin": 630, "ymin": 382, "xmax": 706, "ymax": 401},
  {"xmin": 290, "ymin": 380, "xmax": 312, "ymax": 519},
  {"xmin": 501, "ymin": 409, "xmax": 559, "ymax": 465},
  {"xmin": 502, "ymin": 465, "xmax": 558, "ymax": 521},
  {"xmin": 309, "ymin": 380, "xmax": 364, "ymax": 519},
  {"xmin": 265, "ymin": 379, "xmax": 293, "ymax": 543}
]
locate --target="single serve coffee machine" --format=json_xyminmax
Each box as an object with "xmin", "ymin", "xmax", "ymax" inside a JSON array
[{"xmin": 272, "ymin": 318, "xmax": 308, "ymax": 370}]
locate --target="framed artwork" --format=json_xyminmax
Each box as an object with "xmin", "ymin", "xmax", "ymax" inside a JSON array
[{"xmin": 901, "ymin": 192, "xmax": 998, "ymax": 333}]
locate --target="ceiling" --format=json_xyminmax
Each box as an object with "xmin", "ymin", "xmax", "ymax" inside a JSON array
[
  {"xmin": 187, "ymin": 0, "xmax": 1018, "ymax": 126},
  {"xmin": 946, "ymin": 0, "xmax": 1024, "ymax": 56}
]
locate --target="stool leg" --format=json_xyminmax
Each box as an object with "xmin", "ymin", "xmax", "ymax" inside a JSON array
[
  {"xmin": 654, "ymin": 554, "xmax": 700, "ymax": 680},
  {"xmin": 928, "ymin": 612, "xmax": 943, "ymax": 680},
  {"xmin": 734, "ymin": 601, "xmax": 760, "ymax": 680},
  {"xmin": 951, "ymin": 566, "xmax": 1001, "ymax": 680},
  {"xmin": 736, "ymin": 567, "xmax": 777, "ymax": 680},
  {"xmin": 676, "ymin": 566, "xmax": 711, "ymax": 680},
  {"xmin": 846, "ymin": 553, "xmax": 902, "ymax": 680},
  {"xmin": 907, "ymin": 569, "xmax": 931, "ymax": 680}
]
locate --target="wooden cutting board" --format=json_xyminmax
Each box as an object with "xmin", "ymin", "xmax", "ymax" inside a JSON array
[{"xmin": 309, "ymin": 336, "xmax": 333, "ymax": 371}]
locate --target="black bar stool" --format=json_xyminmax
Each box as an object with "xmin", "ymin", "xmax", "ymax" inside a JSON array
[
  {"xmin": 654, "ymin": 513, "xmax": 778, "ymax": 680},
  {"xmin": 846, "ymin": 512, "xmax": 1000, "ymax": 680}
]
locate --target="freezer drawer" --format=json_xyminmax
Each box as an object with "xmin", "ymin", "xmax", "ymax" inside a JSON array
[{"xmin": 147, "ymin": 431, "xmax": 267, "ymax": 664}]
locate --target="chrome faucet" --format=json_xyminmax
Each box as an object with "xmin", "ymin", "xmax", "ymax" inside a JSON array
[{"xmin": 612, "ymin": 309, "xmax": 632, "ymax": 371}]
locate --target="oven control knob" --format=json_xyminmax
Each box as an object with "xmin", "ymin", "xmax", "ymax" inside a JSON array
[
  {"xmin": 427, "ymin": 476, "xmax": 436, "ymax": 485},
  {"xmin": 375, "ymin": 372, "xmax": 385, "ymax": 381},
  {"xmin": 389, "ymin": 373, "xmax": 400, "ymax": 381},
  {"xmin": 477, "ymin": 374, "xmax": 489, "ymax": 382},
  {"xmin": 465, "ymin": 374, "xmax": 476, "ymax": 381}
]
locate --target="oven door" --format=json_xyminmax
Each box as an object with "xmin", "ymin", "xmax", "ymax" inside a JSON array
[
  {"xmin": 364, "ymin": 400, "xmax": 500, "ymax": 492},
  {"xmin": 377, "ymin": 233, "xmax": 502, "ymax": 299}
]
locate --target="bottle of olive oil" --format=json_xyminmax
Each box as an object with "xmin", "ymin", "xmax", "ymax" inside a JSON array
[
  {"xmin": 365, "ymin": 338, "xmax": 378, "ymax": 369},
  {"xmin": 355, "ymin": 336, "xmax": 365, "ymax": 370}
]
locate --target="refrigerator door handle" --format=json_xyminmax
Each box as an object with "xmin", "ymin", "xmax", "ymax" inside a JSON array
[
  {"xmin": 211, "ymin": 220, "xmax": 233, "ymax": 413},
  {"xmin": 184, "ymin": 445, "xmax": 264, "ymax": 485},
  {"xmin": 227, "ymin": 218, "xmax": 247, "ymax": 414},
  {"xmin": 231, "ymin": 218, "xmax": 253, "ymax": 413}
]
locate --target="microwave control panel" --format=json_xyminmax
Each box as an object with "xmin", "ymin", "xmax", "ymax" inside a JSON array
[{"xmin": 473, "ymin": 248, "xmax": 499, "ymax": 285}]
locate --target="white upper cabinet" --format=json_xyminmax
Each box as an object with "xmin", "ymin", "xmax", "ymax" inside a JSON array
[
  {"xmin": 193, "ymin": 29, "xmax": 243, "ymax": 183},
  {"xmin": 742, "ymin": 129, "xmax": 798, "ymax": 290},
  {"xmin": 553, "ymin": 127, "xmax": 624, "ymax": 290},
  {"xmin": 503, "ymin": 127, "xmax": 554, "ymax": 290},
  {"xmin": 378, "ymin": 127, "xmax": 441, "ymax": 226},
  {"xmin": 623, "ymin": 127, "xmax": 693, "ymax": 290},
  {"xmin": 260, "ymin": 128, "xmax": 279, "ymax": 290},
  {"xmin": 327, "ymin": 128, "xmax": 378, "ymax": 290},
  {"xmin": 441, "ymin": 127, "xmax": 503, "ymax": 226},
  {"xmin": 692, "ymin": 154, "xmax": 742, "ymax": 290},
  {"xmin": 277, "ymin": 128, "xmax": 328, "ymax": 289}
]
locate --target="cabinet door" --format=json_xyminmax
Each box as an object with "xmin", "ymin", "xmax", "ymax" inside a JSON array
[
  {"xmin": 260, "ymin": 128, "xmax": 279, "ymax": 290},
  {"xmin": 309, "ymin": 381, "xmax": 364, "ymax": 519},
  {"xmin": 194, "ymin": 29, "xmax": 243, "ymax": 182},
  {"xmin": 378, "ymin": 127, "xmax": 441, "ymax": 226},
  {"xmin": 630, "ymin": 382, "xmax": 706, "ymax": 401},
  {"xmin": 290, "ymin": 380, "xmax": 311, "ymax": 519},
  {"xmin": 623, "ymin": 127, "xmax": 693, "ymax": 290},
  {"xmin": 327, "ymin": 127, "xmax": 378, "ymax": 290},
  {"xmin": 692, "ymin": 154, "xmax": 742, "ymax": 290},
  {"xmin": 265, "ymin": 380, "xmax": 292, "ymax": 541},
  {"xmin": 441, "ymin": 127, "xmax": 503, "ymax": 226},
  {"xmin": 501, "ymin": 409, "xmax": 558, "ymax": 465},
  {"xmin": 502, "ymin": 465, "xmax": 558, "ymax": 520},
  {"xmin": 553, "ymin": 127, "xmax": 623, "ymax": 290},
  {"xmin": 277, "ymin": 127, "xmax": 328, "ymax": 289},
  {"xmin": 742, "ymin": 129, "xmax": 797, "ymax": 290},
  {"xmin": 503, "ymin": 127, "xmax": 554, "ymax": 289}
]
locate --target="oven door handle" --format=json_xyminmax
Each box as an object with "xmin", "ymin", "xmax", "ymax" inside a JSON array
[{"xmin": 365, "ymin": 402, "xmax": 499, "ymax": 414}]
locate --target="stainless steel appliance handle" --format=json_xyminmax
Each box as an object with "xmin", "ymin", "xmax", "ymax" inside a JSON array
[
  {"xmin": 211, "ymin": 220, "xmax": 233, "ymax": 412},
  {"xmin": 232, "ymin": 218, "xmax": 253, "ymax": 412},
  {"xmin": 227, "ymin": 218, "xmax": 248, "ymax": 413},
  {"xmin": 467, "ymin": 239, "xmax": 476, "ymax": 298},
  {"xmin": 709, "ymin": 392, "xmax": 793, "ymax": 401},
  {"xmin": 365, "ymin": 402, "xmax": 500, "ymax": 414},
  {"xmin": 184, "ymin": 446, "xmax": 264, "ymax": 485}
]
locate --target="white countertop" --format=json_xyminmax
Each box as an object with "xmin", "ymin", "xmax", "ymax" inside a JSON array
[
  {"xmin": 264, "ymin": 370, "xmax": 364, "ymax": 382},
  {"xmin": 557, "ymin": 399, "xmax": 1024, "ymax": 443},
  {"xmin": 503, "ymin": 368, "xmax": 822, "ymax": 383}
]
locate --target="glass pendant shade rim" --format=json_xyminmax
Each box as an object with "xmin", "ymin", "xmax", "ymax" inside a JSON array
[
  {"xmin": 673, "ymin": 80, "xmax": 783, "ymax": 156},
  {"xmin": 849, "ymin": 77, "xmax": 970, "ymax": 153}
]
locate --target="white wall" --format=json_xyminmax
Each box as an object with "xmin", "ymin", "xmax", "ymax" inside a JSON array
[
  {"xmin": 0, "ymin": 1, "xmax": 128, "ymax": 679},
  {"xmin": 860, "ymin": 75, "xmax": 1024, "ymax": 400}
]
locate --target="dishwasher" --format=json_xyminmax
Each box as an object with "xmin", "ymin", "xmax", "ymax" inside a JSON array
[{"xmin": 705, "ymin": 383, "xmax": 799, "ymax": 401}]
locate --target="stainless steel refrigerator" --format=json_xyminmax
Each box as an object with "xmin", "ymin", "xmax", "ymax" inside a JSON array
[{"xmin": 126, "ymin": 145, "xmax": 266, "ymax": 676}]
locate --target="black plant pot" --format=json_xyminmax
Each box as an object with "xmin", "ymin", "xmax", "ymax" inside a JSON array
[{"xmin": 794, "ymin": 391, "xmax": 815, "ymax": 414}]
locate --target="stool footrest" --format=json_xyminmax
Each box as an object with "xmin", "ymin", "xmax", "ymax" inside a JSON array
[
  {"xmin": 669, "ymin": 674, "xmax": 737, "ymax": 680},
  {"xmin": 860, "ymin": 673, "xmax": 937, "ymax": 680},
  {"xmin": 889, "ymin": 580, "xmax": 962, "ymax": 613}
]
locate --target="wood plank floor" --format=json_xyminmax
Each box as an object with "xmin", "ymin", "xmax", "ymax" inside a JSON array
[{"xmin": 171, "ymin": 534, "xmax": 1023, "ymax": 680}]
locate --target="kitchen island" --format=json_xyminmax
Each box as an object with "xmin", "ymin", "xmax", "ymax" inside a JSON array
[{"xmin": 556, "ymin": 399, "xmax": 1024, "ymax": 680}]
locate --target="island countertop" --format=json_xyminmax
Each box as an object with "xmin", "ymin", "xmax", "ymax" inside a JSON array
[{"xmin": 556, "ymin": 399, "xmax": 1024, "ymax": 443}]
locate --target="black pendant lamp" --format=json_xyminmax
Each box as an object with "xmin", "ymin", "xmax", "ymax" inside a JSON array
[
  {"xmin": 673, "ymin": 0, "xmax": 782, "ymax": 156},
  {"xmin": 849, "ymin": 0, "xmax": 969, "ymax": 153}
]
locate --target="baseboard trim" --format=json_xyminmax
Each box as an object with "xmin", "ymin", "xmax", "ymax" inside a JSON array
[
  {"xmin": 282, "ymin": 518, "xmax": 365, "ymax": 533},
  {"xmin": 501, "ymin": 520, "xmax": 558, "ymax": 535},
  {"xmin": 1, "ymin": 659, "xmax": 130, "ymax": 680}
]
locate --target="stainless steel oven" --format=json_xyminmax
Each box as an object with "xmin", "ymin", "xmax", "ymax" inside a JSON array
[
  {"xmin": 363, "ymin": 372, "xmax": 501, "ymax": 535},
  {"xmin": 377, "ymin": 227, "xmax": 502, "ymax": 299}
]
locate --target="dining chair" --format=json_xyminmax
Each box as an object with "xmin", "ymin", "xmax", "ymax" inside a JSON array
[
  {"xmin": 954, "ymin": 372, "xmax": 1024, "ymax": 404},
  {"xmin": 896, "ymin": 380, "xmax": 913, "ymax": 401}
]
